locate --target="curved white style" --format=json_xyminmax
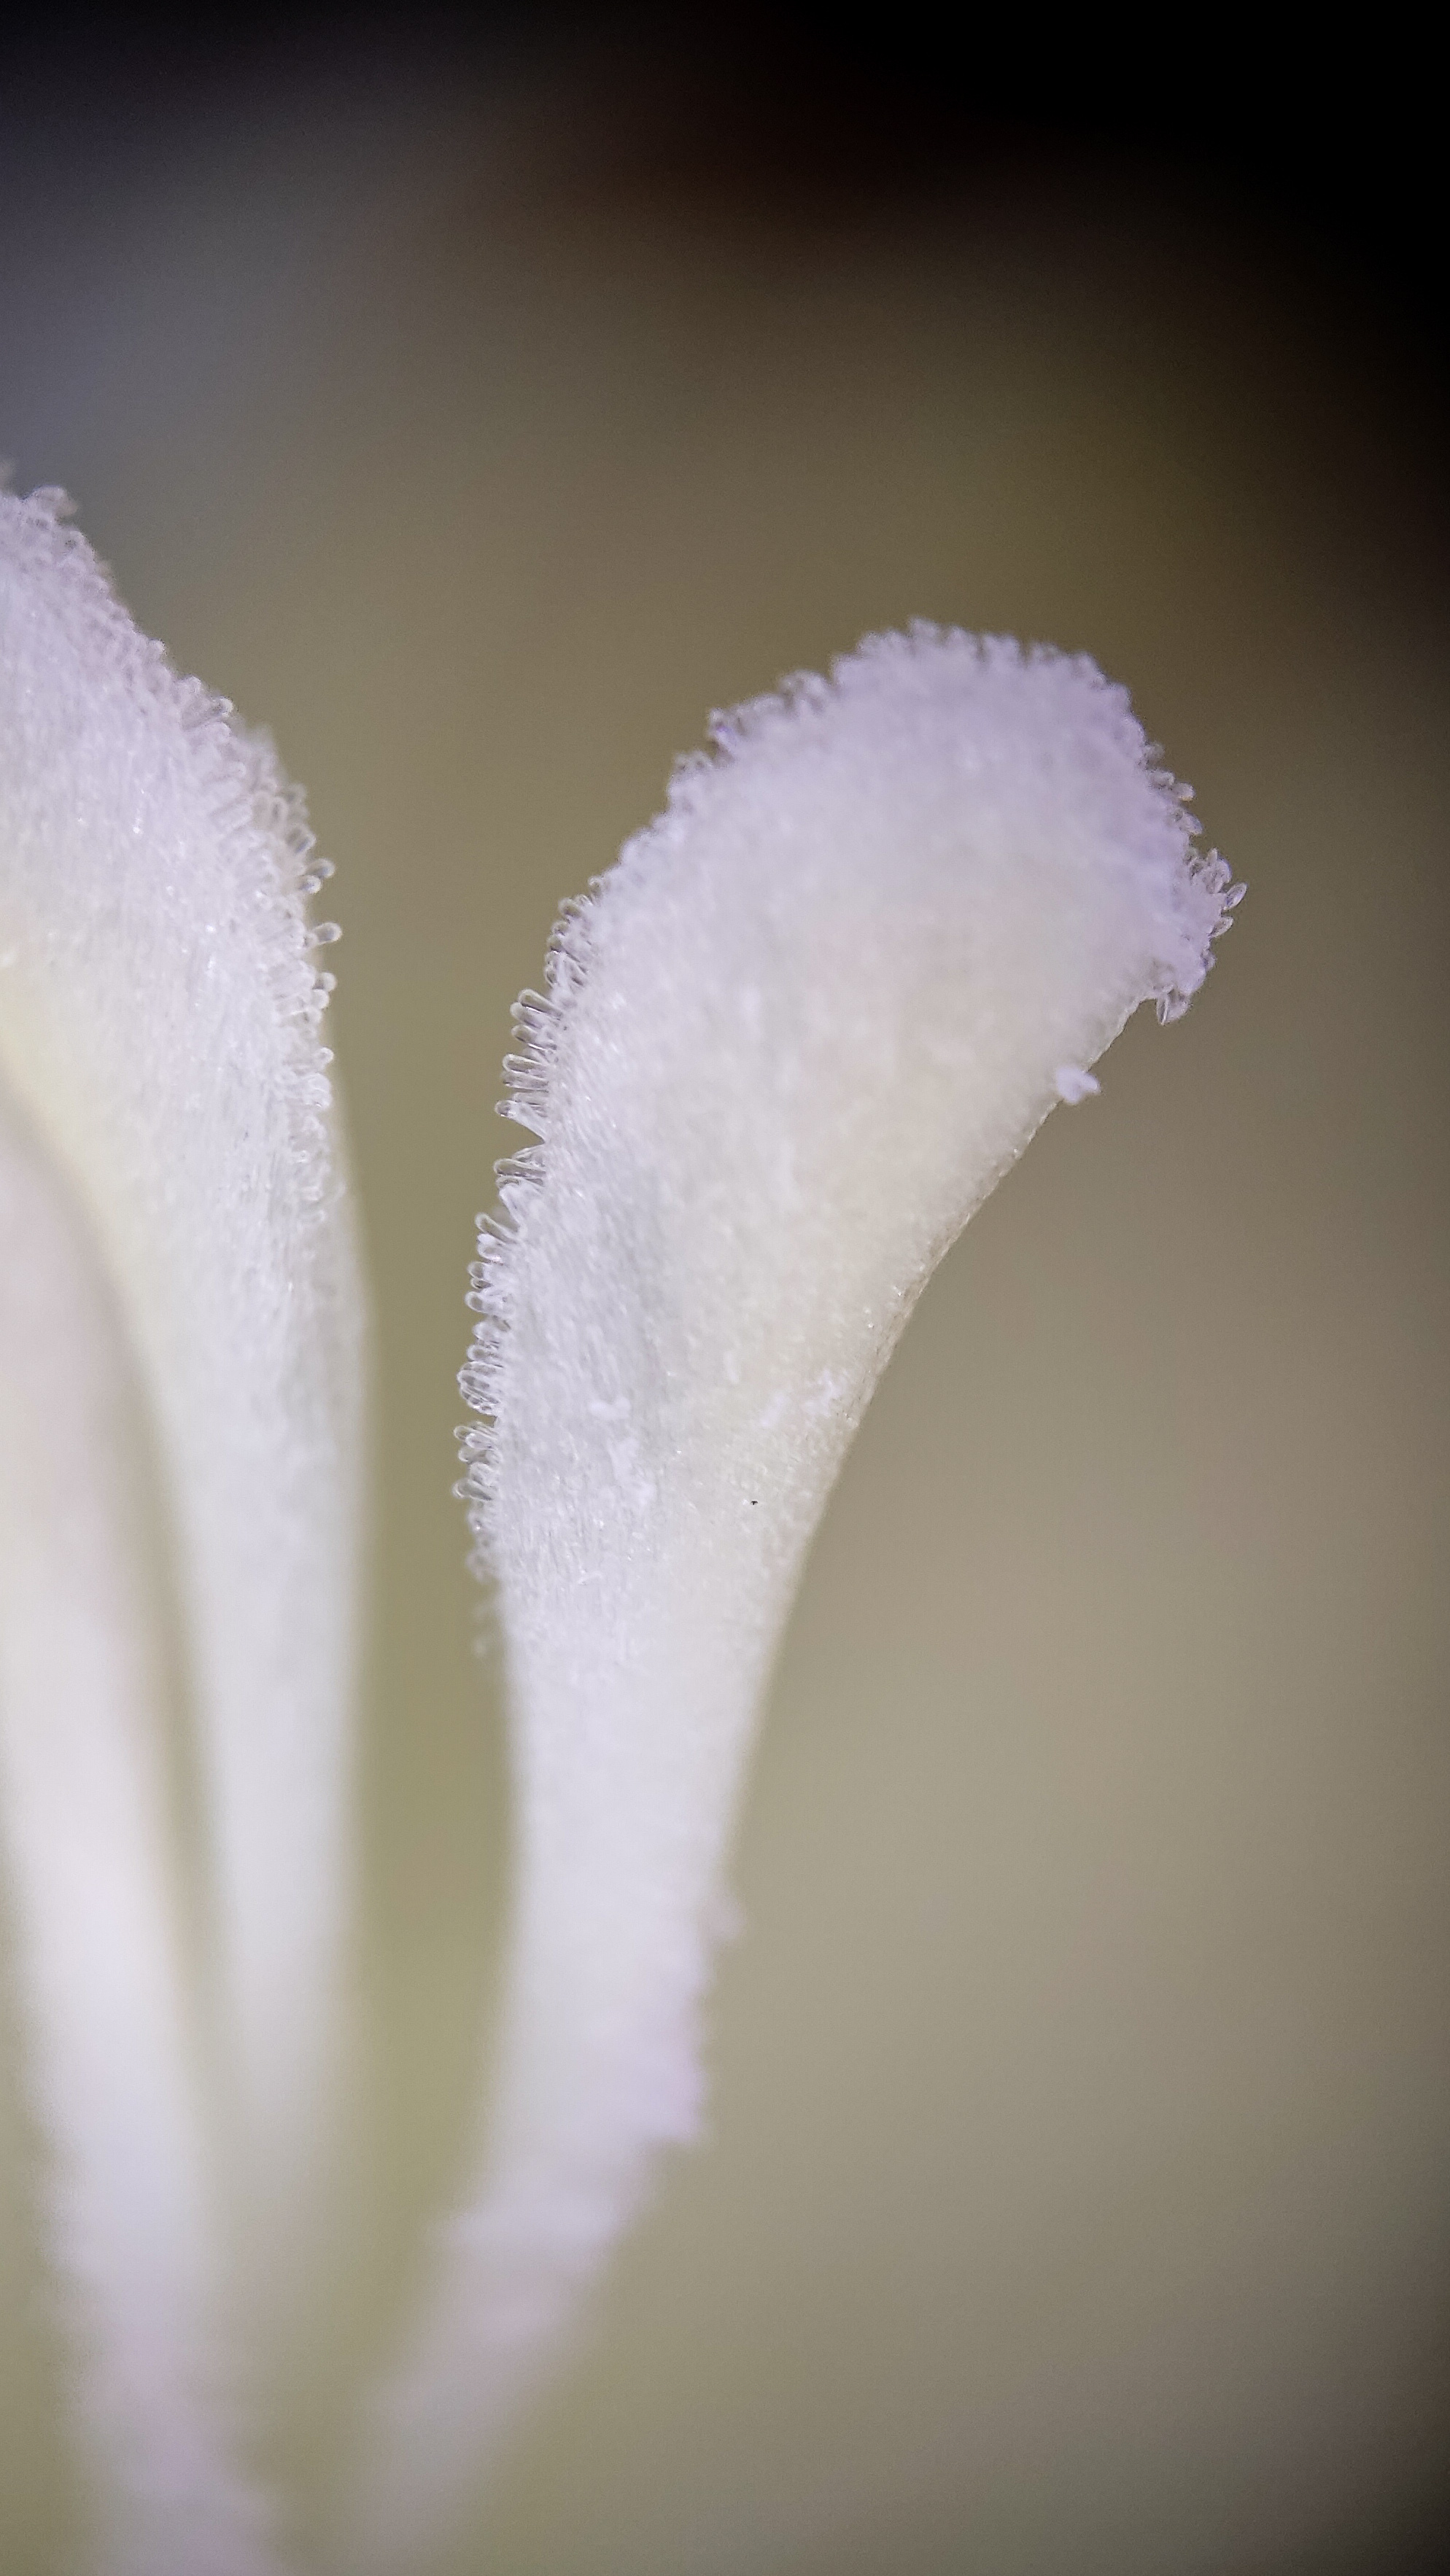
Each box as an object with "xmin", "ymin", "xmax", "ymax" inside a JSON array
[
  {"xmin": 339, "ymin": 631, "xmax": 1241, "ymax": 2571},
  {"xmin": 0, "ymin": 486, "xmax": 362, "ymax": 2565}
]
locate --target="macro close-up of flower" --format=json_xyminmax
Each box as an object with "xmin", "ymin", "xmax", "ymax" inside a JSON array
[{"xmin": 1, "ymin": 17, "xmax": 1446, "ymax": 2576}]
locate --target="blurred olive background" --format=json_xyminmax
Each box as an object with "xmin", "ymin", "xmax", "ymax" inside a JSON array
[{"xmin": 1, "ymin": 14, "xmax": 1446, "ymax": 2572}]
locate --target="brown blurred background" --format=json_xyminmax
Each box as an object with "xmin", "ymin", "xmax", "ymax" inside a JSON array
[{"xmin": 1, "ymin": 12, "xmax": 1446, "ymax": 2572}]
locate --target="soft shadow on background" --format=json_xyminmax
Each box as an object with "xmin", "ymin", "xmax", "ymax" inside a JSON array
[{"xmin": 1, "ymin": 13, "xmax": 1446, "ymax": 2572}]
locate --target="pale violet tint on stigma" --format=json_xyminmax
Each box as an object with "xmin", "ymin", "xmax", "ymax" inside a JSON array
[{"xmin": 336, "ymin": 629, "xmax": 1240, "ymax": 2574}]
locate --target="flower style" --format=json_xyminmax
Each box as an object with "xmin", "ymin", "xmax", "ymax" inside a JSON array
[
  {"xmin": 0, "ymin": 483, "xmax": 361, "ymax": 2575},
  {"xmin": 0, "ymin": 486, "xmax": 1239, "ymax": 2573}
]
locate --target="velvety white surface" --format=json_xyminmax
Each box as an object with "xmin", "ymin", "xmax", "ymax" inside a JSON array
[
  {"xmin": 0, "ymin": 1078, "xmax": 287, "ymax": 2574},
  {"xmin": 1, "ymin": 50, "xmax": 1445, "ymax": 2576},
  {"xmin": 341, "ymin": 634, "xmax": 1236, "ymax": 2570},
  {"xmin": 0, "ymin": 490, "xmax": 364, "ymax": 2362}
]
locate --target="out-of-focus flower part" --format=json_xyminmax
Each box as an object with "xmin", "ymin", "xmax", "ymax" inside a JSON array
[{"xmin": 0, "ymin": 485, "xmax": 364, "ymax": 2571}]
